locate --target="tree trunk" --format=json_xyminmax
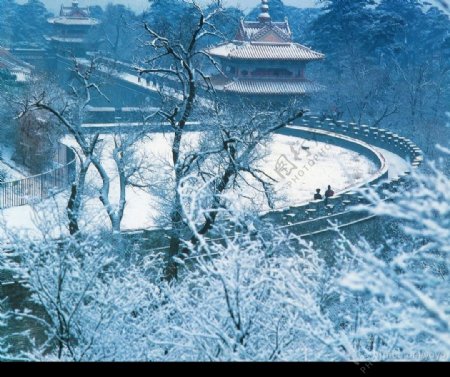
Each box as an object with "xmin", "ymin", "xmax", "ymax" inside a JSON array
[
  {"xmin": 67, "ymin": 183, "xmax": 79, "ymax": 236},
  {"xmin": 67, "ymin": 165, "xmax": 88, "ymax": 236},
  {"xmin": 164, "ymin": 128, "xmax": 185, "ymax": 281},
  {"xmin": 166, "ymin": 197, "xmax": 183, "ymax": 281}
]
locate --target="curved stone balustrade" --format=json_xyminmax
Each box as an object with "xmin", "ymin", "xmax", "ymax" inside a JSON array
[
  {"xmin": 122, "ymin": 115, "xmax": 424, "ymax": 254},
  {"xmin": 0, "ymin": 111, "xmax": 423, "ymax": 248},
  {"xmin": 260, "ymin": 115, "xmax": 423, "ymax": 234}
]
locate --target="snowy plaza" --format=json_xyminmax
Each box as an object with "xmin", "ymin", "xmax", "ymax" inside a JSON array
[{"xmin": 1, "ymin": 129, "xmax": 408, "ymax": 237}]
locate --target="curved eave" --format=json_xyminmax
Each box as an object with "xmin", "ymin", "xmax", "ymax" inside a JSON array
[
  {"xmin": 48, "ymin": 37, "xmax": 85, "ymax": 44},
  {"xmin": 205, "ymin": 42, "xmax": 325, "ymax": 63},
  {"xmin": 207, "ymin": 52, "xmax": 324, "ymax": 63},
  {"xmin": 48, "ymin": 17, "xmax": 100, "ymax": 26},
  {"xmin": 210, "ymin": 78, "xmax": 324, "ymax": 96}
]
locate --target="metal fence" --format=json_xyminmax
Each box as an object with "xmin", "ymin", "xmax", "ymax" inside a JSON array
[{"xmin": 0, "ymin": 144, "xmax": 76, "ymax": 209}]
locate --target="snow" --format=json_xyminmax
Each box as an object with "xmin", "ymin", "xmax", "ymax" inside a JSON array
[
  {"xmin": 113, "ymin": 71, "xmax": 181, "ymax": 103},
  {"xmin": 76, "ymin": 58, "xmax": 216, "ymax": 108},
  {"xmin": 0, "ymin": 132, "xmax": 381, "ymax": 239},
  {"xmin": 374, "ymin": 147, "xmax": 410, "ymax": 179},
  {"xmin": 85, "ymin": 106, "xmax": 116, "ymax": 112},
  {"xmin": 0, "ymin": 145, "xmax": 26, "ymax": 181},
  {"xmin": 48, "ymin": 17, "xmax": 99, "ymax": 26},
  {"xmin": 239, "ymin": 133, "xmax": 379, "ymax": 211},
  {"xmin": 81, "ymin": 121, "xmax": 200, "ymax": 128},
  {"xmin": 11, "ymin": 70, "xmax": 29, "ymax": 82},
  {"xmin": 117, "ymin": 72, "xmax": 160, "ymax": 92},
  {"xmin": 49, "ymin": 37, "xmax": 84, "ymax": 43},
  {"xmin": 0, "ymin": 161, "xmax": 24, "ymax": 182},
  {"xmin": 88, "ymin": 61, "xmax": 184, "ymax": 101},
  {"xmin": 82, "ymin": 122, "xmax": 147, "ymax": 128}
]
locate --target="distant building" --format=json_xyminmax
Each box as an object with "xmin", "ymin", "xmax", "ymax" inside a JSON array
[
  {"xmin": 0, "ymin": 46, "xmax": 33, "ymax": 82},
  {"xmin": 205, "ymin": 0, "xmax": 324, "ymax": 100},
  {"xmin": 46, "ymin": 1, "xmax": 100, "ymax": 57}
]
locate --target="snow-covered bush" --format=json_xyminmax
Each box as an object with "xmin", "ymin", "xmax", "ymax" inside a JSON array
[
  {"xmin": 134, "ymin": 177, "xmax": 346, "ymax": 361},
  {"xmin": 0, "ymin": 299, "xmax": 11, "ymax": 360},
  {"xmin": 2, "ymin": 224, "xmax": 161, "ymax": 361},
  {"xmin": 1, "ymin": 148, "xmax": 449, "ymax": 361},
  {"xmin": 0, "ymin": 167, "xmax": 8, "ymax": 183},
  {"xmin": 332, "ymin": 147, "xmax": 450, "ymax": 360},
  {"xmin": 142, "ymin": 217, "xmax": 342, "ymax": 360}
]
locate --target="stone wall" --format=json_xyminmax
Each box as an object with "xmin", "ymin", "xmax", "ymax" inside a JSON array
[{"xmin": 259, "ymin": 115, "xmax": 423, "ymax": 235}]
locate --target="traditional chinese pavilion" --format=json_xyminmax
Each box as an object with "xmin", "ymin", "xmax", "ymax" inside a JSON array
[
  {"xmin": 47, "ymin": 1, "xmax": 100, "ymax": 57},
  {"xmin": 205, "ymin": 0, "xmax": 324, "ymax": 99}
]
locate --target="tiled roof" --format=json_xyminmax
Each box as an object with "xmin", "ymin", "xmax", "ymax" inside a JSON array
[
  {"xmin": 48, "ymin": 17, "xmax": 99, "ymax": 26},
  {"xmin": 211, "ymin": 77, "xmax": 321, "ymax": 95},
  {"xmin": 252, "ymin": 24, "xmax": 291, "ymax": 42},
  {"xmin": 237, "ymin": 1, "xmax": 292, "ymax": 42},
  {"xmin": 204, "ymin": 2, "xmax": 324, "ymax": 96},
  {"xmin": 60, "ymin": 2, "xmax": 90, "ymax": 18},
  {"xmin": 238, "ymin": 20, "xmax": 291, "ymax": 42},
  {"xmin": 0, "ymin": 47, "xmax": 32, "ymax": 71},
  {"xmin": 48, "ymin": 36, "xmax": 85, "ymax": 43},
  {"xmin": 206, "ymin": 42, "xmax": 324, "ymax": 61},
  {"xmin": 48, "ymin": 2, "xmax": 99, "ymax": 26}
]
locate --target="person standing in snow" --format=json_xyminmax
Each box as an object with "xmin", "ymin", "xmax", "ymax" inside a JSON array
[
  {"xmin": 325, "ymin": 185, "xmax": 335, "ymax": 199},
  {"xmin": 314, "ymin": 189, "xmax": 323, "ymax": 200}
]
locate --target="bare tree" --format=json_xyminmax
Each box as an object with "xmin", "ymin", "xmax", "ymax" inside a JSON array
[
  {"xmin": 139, "ymin": 0, "xmax": 305, "ymax": 279},
  {"xmin": 1, "ymin": 206, "xmax": 160, "ymax": 361},
  {"xmin": 138, "ymin": 1, "xmax": 227, "ymax": 279},
  {"xmin": 23, "ymin": 58, "xmax": 148, "ymax": 234}
]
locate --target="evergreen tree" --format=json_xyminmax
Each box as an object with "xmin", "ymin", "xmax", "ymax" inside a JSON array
[
  {"xmin": 0, "ymin": 69, "xmax": 23, "ymax": 154},
  {"xmin": 307, "ymin": 0, "xmax": 379, "ymax": 62},
  {"xmin": 0, "ymin": 0, "xmax": 18, "ymax": 46},
  {"xmin": 287, "ymin": 7, "xmax": 321, "ymax": 43},
  {"xmin": 13, "ymin": 0, "xmax": 52, "ymax": 47},
  {"xmin": 89, "ymin": 4, "xmax": 104, "ymax": 20},
  {"xmin": 304, "ymin": 0, "xmax": 450, "ymax": 156},
  {"xmin": 93, "ymin": 4, "xmax": 139, "ymax": 61}
]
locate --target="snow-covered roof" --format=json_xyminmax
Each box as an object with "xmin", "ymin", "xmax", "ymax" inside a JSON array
[
  {"xmin": 85, "ymin": 106, "xmax": 116, "ymax": 112},
  {"xmin": 236, "ymin": 1, "xmax": 292, "ymax": 43},
  {"xmin": 237, "ymin": 20, "xmax": 291, "ymax": 42},
  {"xmin": 48, "ymin": 17, "xmax": 99, "ymax": 26},
  {"xmin": 206, "ymin": 1, "xmax": 323, "ymax": 63},
  {"xmin": 48, "ymin": 2, "xmax": 99, "ymax": 27},
  {"xmin": 211, "ymin": 77, "xmax": 321, "ymax": 95},
  {"xmin": 60, "ymin": 1, "xmax": 89, "ymax": 17},
  {"xmin": 206, "ymin": 41, "xmax": 324, "ymax": 61},
  {"xmin": 0, "ymin": 47, "xmax": 33, "ymax": 80},
  {"xmin": 49, "ymin": 36, "xmax": 85, "ymax": 43}
]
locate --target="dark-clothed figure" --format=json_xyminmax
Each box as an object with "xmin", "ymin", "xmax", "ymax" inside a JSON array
[
  {"xmin": 314, "ymin": 188, "xmax": 323, "ymax": 200},
  {"xmin": 325, "ymin": 185, "xmax": 335, "ymax": 198}
]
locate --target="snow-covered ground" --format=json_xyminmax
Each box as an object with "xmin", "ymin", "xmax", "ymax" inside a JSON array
[
  {"xmin": 0, "ymin": 132, "xmax": 387, "ymax": 239},
  {"xmin": 0, "ymin": 145, "xmax": 26, "ymax": 181},
  {"xmin": 374, "ymin": 147, "xmax": 410, "ymax": 179},
  {"xmin": 0, "ymin": 160, "xmax": 24, "ymax": 182},
  {"xmin": 215, "ymin": 133, "xmax": 381, "ymax": 214}
]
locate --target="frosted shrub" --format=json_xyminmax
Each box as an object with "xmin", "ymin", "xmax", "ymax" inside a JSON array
[
  {"xmin": 0, "ymin": 167, "xmax": 8, "ymax": 183},
  {"xmin": 334, "ymin": 147, "xmax": 450, "ymax": 360}
]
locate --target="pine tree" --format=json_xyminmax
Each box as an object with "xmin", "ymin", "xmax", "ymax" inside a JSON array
[{"xmin": 0, "ymin": 0, "xmax": 17, "ymax": 46}]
